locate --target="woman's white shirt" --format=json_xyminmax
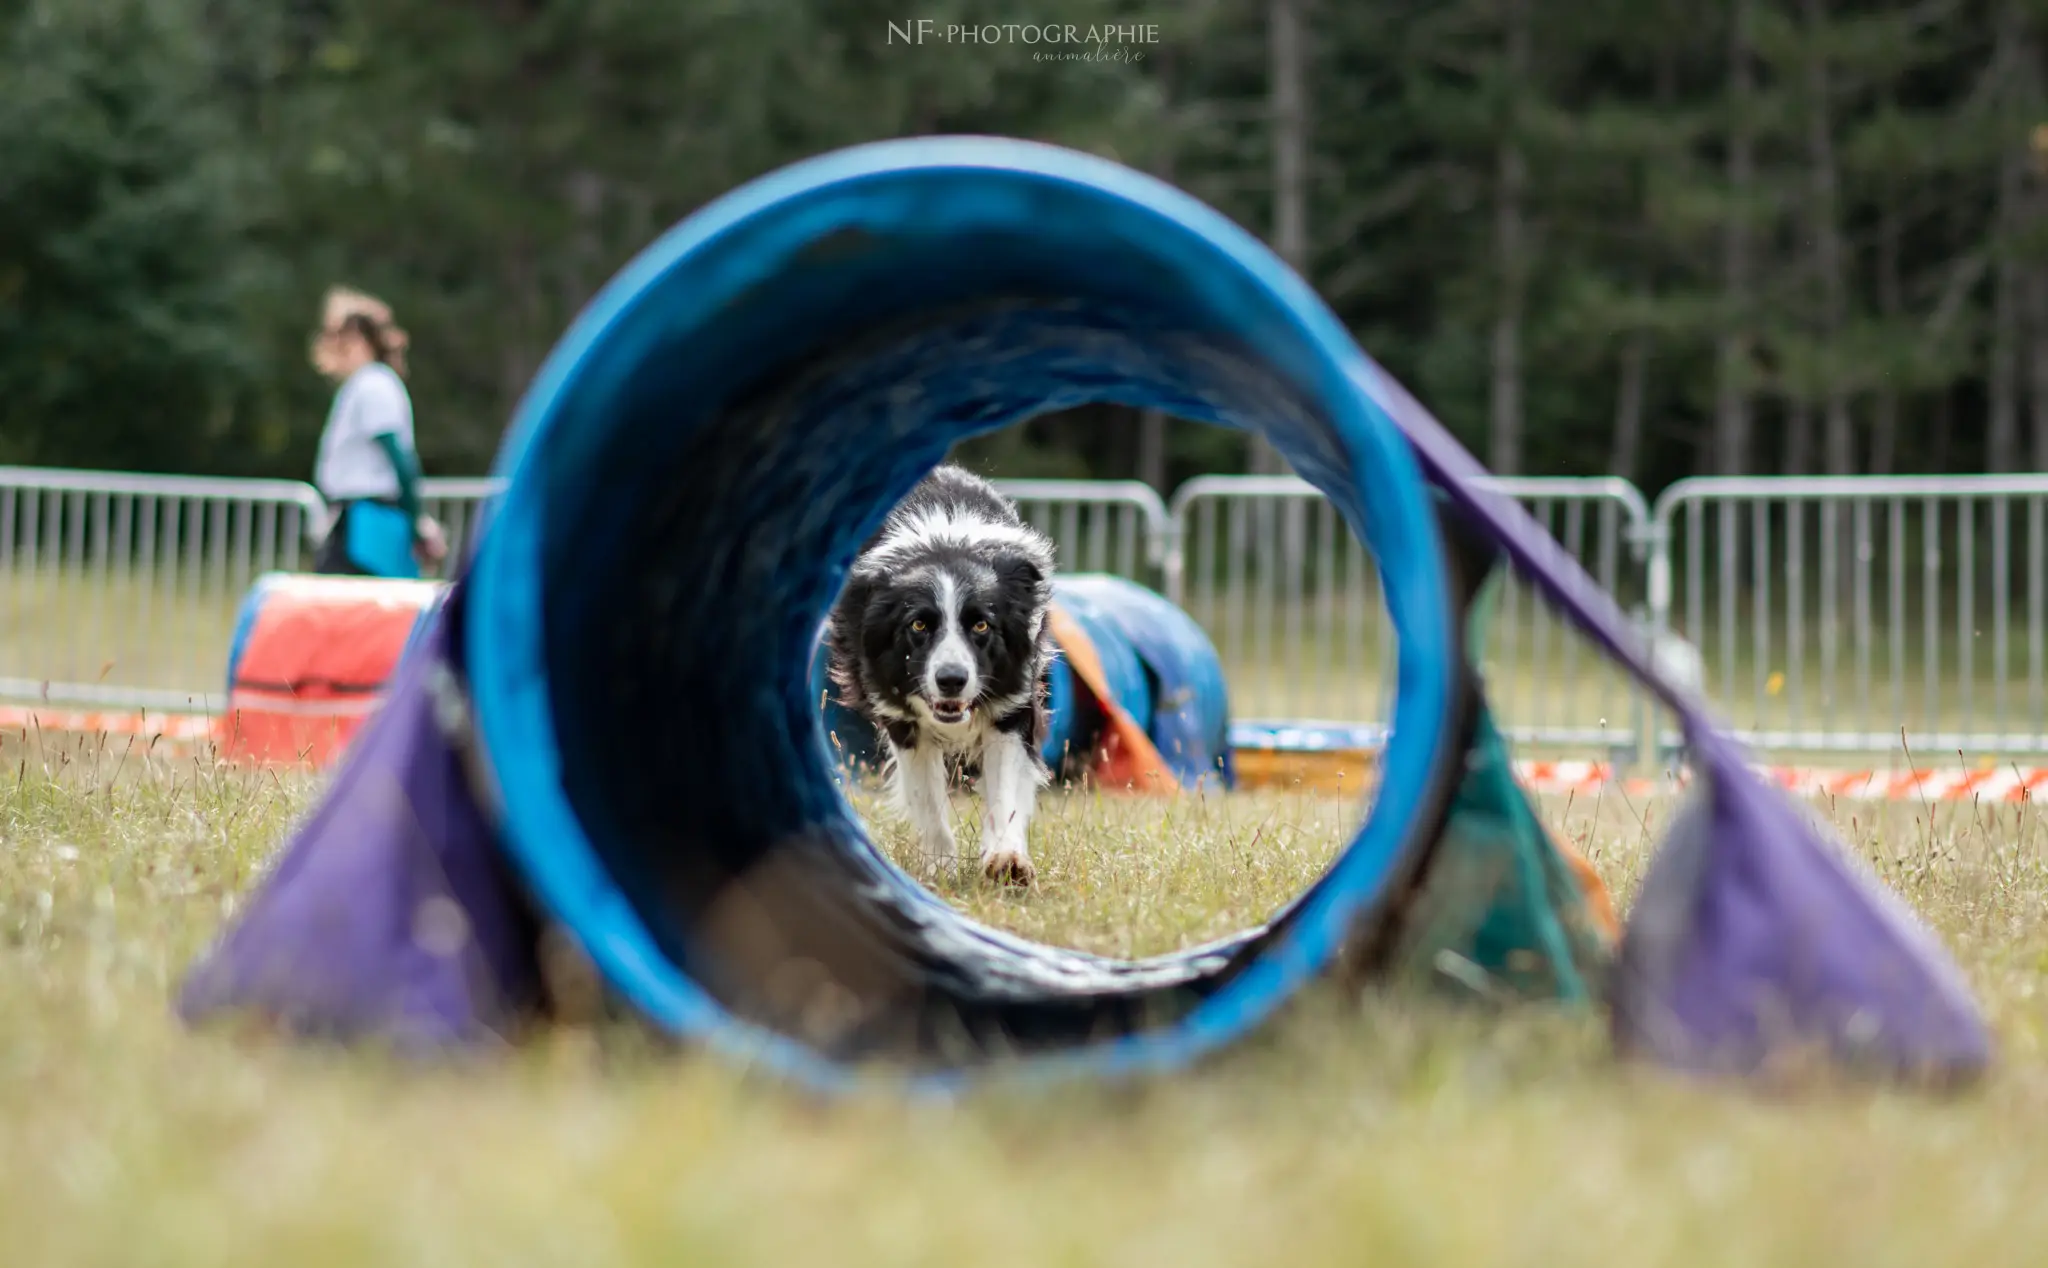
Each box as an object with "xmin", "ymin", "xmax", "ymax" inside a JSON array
[{"xmin": 314, "ymin": 362, "xmax": 414, "ymax": 501}]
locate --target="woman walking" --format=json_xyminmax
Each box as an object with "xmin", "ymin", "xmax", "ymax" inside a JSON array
[{"xmin": 309, "ymin": 288, "xmax": 446, "ymax": 577}]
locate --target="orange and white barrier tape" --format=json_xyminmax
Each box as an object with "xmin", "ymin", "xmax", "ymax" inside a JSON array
[
  {"xmin": 0, "ymin": 705, "xmax": 218, "ymax": 743},
  {"xmin": 1423, "ymin": 759, "xmax": 2048, "ymax": 804},
  {"xmin": 1505, "ymin": 759, "xmax": 2048, "ymax": 803},
  {"xmin": 1757, "ymin": 764, "xmax": 2048, "ymax": 804},
  {"xmin": 1229, "ymin": 722, "xmax": 2048, "ymax": 803},
  {"xmin": 4, "ymin": 704, "xmax": 2046, "ymax": 802}
]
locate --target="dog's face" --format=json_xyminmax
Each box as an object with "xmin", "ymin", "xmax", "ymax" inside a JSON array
[{"xmin": 853, "ymin": 556, "xmax": 1044, "ymax": 730}]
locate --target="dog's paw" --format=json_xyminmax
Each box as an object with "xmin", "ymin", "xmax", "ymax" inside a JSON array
[{"xmin": 980, "ymin": 847, "xmax": 1036, "ymax": 888}]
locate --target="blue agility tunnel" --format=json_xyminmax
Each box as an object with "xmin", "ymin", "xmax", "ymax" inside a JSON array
[
  {"xmin": 1051, "ymin": 573, "xmax": 1232, "ymax": 787},
  {"xmin": 181, "ymin": 136, "xmax": 1991, "ymax": 1094},
  {"xmin": 457, "ymin": 135, "xmax": 1464, "ymax": 1090}
]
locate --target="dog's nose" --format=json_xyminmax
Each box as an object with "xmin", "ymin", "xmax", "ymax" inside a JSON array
[{"xmin": 934, "ymin": 668, "xmax": 969, "ymax": 698}]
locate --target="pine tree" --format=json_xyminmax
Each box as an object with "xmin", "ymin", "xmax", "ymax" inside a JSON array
[
  {"xmin": 0, "ymin": 0, "xmax": 262, "ymax": 471},
  {"xmin": 1835, "ymin": 0, "xmax": 1984, "ymax": 475},
  {"xmin": 1537, "ymin": 0, "xmax": 1721, "ymax": 484}
]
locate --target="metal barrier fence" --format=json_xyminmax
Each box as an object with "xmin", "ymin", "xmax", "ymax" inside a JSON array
[
  {"xmin": 1167, "ymin": 475, "xmax": 1657, "ymax": 753},
  {"xmin": 0, "ymin": 467, "xmax": 326, "ymax": 712},
  {"xmin": 1651, "ymin": 475, "xmax": 2048, "ymax": 755},
  {"xmin": 419, "ymin": 478, "xmax": 503, "ymax": 568},
  {"xmin": 0, "ymin": 472, "xmax": 1171, "ymax": 713},
  {"xmin": 1004, "ymin": 479, "xmax": 1171, "ymax": 585},
  {"xmin": 10, "ymin": 463, "xmax": 2048, "ymax": 762},
  {"xmin": 415, "ymin": 476, "xmax": 1173, "ymax": 586}
]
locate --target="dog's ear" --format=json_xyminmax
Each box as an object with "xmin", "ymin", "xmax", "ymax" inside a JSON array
[
  {"xmin": 992, "ymin": 552, "xmax": 1048, "ymax": 609},
  {"xmin": 992, "ymin": 554, "xmax": 1052, "ymax": 648},
  {"xmin": 830, "ymin": 571, "xmax": 870, "ymax": 625},
  {"xmin": 853, "ymin": 575, "xmax": 914, "ymax": 658},
  {"xmin": 828, "ymin": 572, "xmax": 881, "ymax": 654},
  {"xmin": 835, "ymin": 569, "xmax": 873, "ymax": 611}
]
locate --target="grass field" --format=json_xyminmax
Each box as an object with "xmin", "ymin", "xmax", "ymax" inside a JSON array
[{"xmin": 5, "ymin": 737, "xmax": 2048, "ymax": 1267}]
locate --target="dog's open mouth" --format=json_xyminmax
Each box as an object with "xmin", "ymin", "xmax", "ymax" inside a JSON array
[{"xmin": 928, "ymin": 699, "xmax": 970, "ymax": 725}]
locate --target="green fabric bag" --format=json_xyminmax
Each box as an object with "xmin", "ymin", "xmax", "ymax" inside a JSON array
[{"xmin": 1382, "ymin": 504, "xmax": 1617, "ymax": 1005}]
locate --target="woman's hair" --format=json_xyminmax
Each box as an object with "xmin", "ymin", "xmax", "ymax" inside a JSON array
[
  {"xmin": 338, "ymin": 311, "xmax": 410, "ymax": 378},
  {"xmin": 314, "ymin": 286, "xmax": 411, "ymax": 379}
]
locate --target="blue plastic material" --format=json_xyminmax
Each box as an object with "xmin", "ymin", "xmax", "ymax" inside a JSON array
[
  {"xmin": 1228, "ymin": 721, "xmax": 1387, "ymax": 754},
  {"xmin": 223, "ymin": 574, "xmax": 279, "ymax": 690},
  {"xmin": 461, "ymin": 136, "xmax": 1459, "ymax": 1093},
  {"xmin": 1043, "ymin": 580, "xmax": 1153, "ymax": 750},
  {"xmin": 1053, "ymin": 573, "xmax": 1232, "ymax": 787},
  {"xmin": 1042, "ymin": 650, "xmax": 1078, "ymax": 767}
]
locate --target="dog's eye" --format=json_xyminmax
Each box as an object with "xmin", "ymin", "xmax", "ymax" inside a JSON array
[
  {"xmin": 972, "ymin": 620, "xmax": 989, "ymax": 634},
  {"xmin": 911, "ymin": 619, "xmax": 927, "ymax": 633}
]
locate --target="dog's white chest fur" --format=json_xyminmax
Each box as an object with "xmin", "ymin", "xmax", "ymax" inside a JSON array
[
  {"xmin": 887, "ymin": 722, "xmax": 1044, "ymax": 886},
  {"xmin": 909, "ymin": 707, "xmax": 993, "ymax": 755}
]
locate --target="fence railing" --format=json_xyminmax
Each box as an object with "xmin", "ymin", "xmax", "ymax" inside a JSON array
[
  {"xmin": 0, "ymin": 467, "xmax": 326, "ymax": 712},
  {"xmin": 8, "ymin": 464, "xmax": 2048, "ymax": 763},
  {"xmin": 1002, "ymin": 479, "xmax": 1172, "ymax": 586},
  {"xmin": 1652, "ymin": 475, "xmax": 2048, "ymax": 755},
  {"xmin": 419, "ymin": 477, "xmax": 504, "ymax": 569},
  {"xmin": 1167, "ymin": 474, "xmax": 1656, "ymax": 752},
  {"xmin": 414, "ymin": 476, "xmax": 1172, "ymax": 584}
]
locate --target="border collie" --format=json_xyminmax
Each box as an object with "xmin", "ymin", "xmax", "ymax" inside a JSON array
[{"xmin": 826, "ymin": 464, "xmax": 1058, "ymax": 885}]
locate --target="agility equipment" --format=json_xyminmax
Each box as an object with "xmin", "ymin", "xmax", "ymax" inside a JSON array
[
  {"xmin": 178, "ymin": 137, "xmax": 1989, "ymax": 1090},
  {"xmin": 219, "ymin": 573, "xmax": 443, "ymax": 764},
  {"xmin": 1051, "ymin": 573, "xmax": 1233, "ymax": 788}
]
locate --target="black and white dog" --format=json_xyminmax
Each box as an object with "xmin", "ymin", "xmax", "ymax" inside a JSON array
[{"xmin": 826, "ymin": 465, "xmax": 1058, "ymax": 885}]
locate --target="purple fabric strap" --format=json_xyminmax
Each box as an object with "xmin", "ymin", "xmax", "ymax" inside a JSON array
[{"xmin": 1366, "ymin": 368, "xmax": 1990, "ymax": 1079}]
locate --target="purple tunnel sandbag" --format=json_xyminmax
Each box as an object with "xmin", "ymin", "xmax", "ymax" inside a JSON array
[
  {"xmin": 1366, "ymin": 371, "xmax": 1991, "ymax": 1080},
  {"xmin": 177, "ymin": 135, "xmax": 1990, "ymax": 1089},
  {"xmin": 179, "ymin": 592, "xmax": 545, "ymax": 1048}
]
